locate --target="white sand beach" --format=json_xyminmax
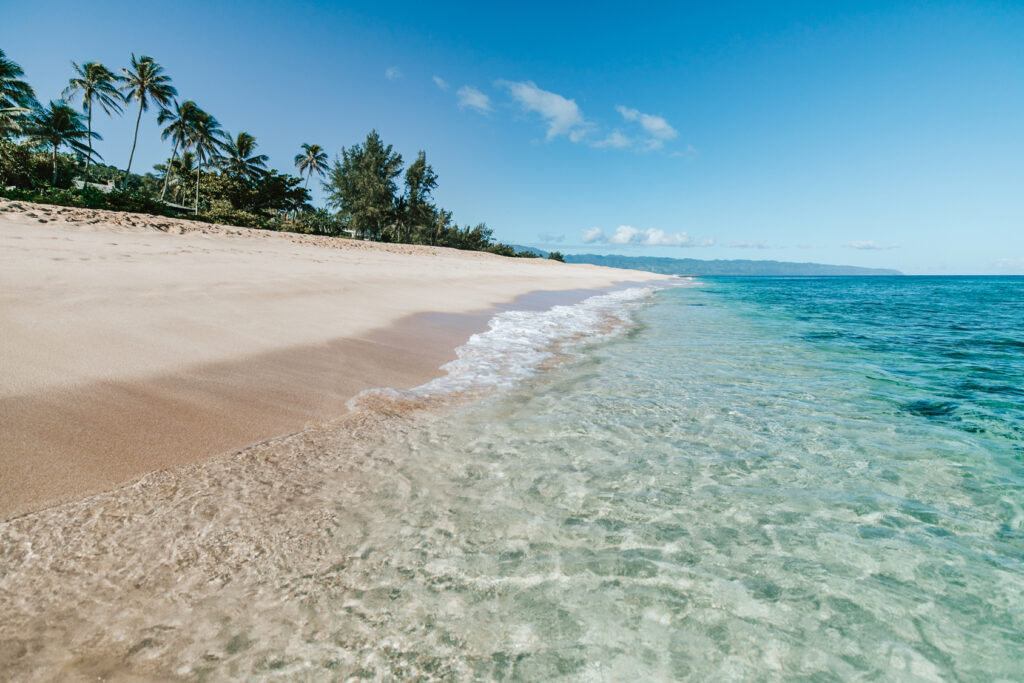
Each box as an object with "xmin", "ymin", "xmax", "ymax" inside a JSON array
[{"xmin": 0, "ymin": 200, "xmax": 660, "ymax": 519}]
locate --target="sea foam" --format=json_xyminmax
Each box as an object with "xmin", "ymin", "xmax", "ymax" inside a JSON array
[{"xmin": 347, "ymin": 286, "xmax": 662, "ymax": 412}]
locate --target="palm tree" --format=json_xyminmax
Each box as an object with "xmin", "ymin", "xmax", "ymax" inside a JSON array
[
  {"xmin": 218, "ymin": 131, "xmax": 268, "ymax": 182},
  {"xmin": 0, "ymin": 49, "xmax": 39, "ymax": 138},
  {"xmin": 119, "ymin": 54, "xmax": 176, "ymax": 184},
  {"xmin": 168, "ymin": 150, "xmax": 195, "ymax": 204},
  {"xmin": 294, "ymin": 143, "xmax": 328, "ymax": 189},
  {"xmin": 184, "ymin": 109, "xmax": 225, "ymax": 212},
  {"xmin": 63, "ymin": 61, "xmax": 122, "ymax": 180},
  {"xmin": 156, "ymin": 99, "xmax": 199, "ymax": 199},
  {"xmin": 25, "ymin": 101, "xmax": 99, "ymax": 185}
]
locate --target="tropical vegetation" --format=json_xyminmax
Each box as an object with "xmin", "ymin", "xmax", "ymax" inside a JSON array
[{"xmin": 0, "ymin": 49, "xmax": 545, "ymax": 258}]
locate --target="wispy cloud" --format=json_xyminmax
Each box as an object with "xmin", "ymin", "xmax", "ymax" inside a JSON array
[
  {"xmin": 616, "ymin": 105, "xmax": 677, "ymax": 150},
  {"xmin": 497, "ymin": 80, "xmax": 588, "ymax": 141},
  {"xmin": 456, "ymin": 86, "xmax": 492, "ymax": 113},
  {"xmin": 846, "ymin": 240, "xmax": 900, "ymax": 250},
  {"xmin": 729, "ymin": 241, "xmax": 769, "ymax": 249},
  {"xmin": 385, "ymin": 66, "xmax": 402, "ymax": 81},
  {"xmin": 995, "ymin": 257, "xmax": 1024, "ymax": 273},
  {"xmin": 583, "ymin": 225, "xmax": 713, "ymax": 247},
  {"xmin": 433, "ymin": 75, "xmax": 449, "ymax": 90},
  {"xmin": 591, "ymin": 130, "xmax": 632, "ymax": 148},
  {"xmin": 669, "ymin": 144, "xmax": 697, "ymax": 159},
  {"xmin": 538, "ymin": 232, "xmax": 565, "ymax": 243}
]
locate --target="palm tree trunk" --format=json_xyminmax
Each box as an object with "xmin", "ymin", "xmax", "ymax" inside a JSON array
[
  {"xmin": 51, "ymin": 145, "xmax": 58, "ymax": 186},
  {"xmin": 160, "ymin": 140, "xmax": 179, "ymax": 201},
  {"xmin": 124, "ymin": 101, "xmax": 143, "ymax": 186},
  {"xmin": 194, "ymin": 162, "xmax": 201, "ymax": 214},
  {"xmin": 85, "ymin": 105, "xmax": 93, "ymax": 182}
]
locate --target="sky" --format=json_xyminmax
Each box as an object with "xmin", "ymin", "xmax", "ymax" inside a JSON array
[{"xmin": 3, "ymin": 0, "xmax": 1023, "ymax": 274}]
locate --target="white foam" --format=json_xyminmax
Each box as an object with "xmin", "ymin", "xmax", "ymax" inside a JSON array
[{"xmin": 347, "ymin": 286, "xmax": 659, "ymax": 411}]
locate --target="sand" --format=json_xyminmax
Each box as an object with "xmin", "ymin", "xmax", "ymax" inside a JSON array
[{"xmin": 0, "ymin": 200, "xmax": 660, "ymax": 519}]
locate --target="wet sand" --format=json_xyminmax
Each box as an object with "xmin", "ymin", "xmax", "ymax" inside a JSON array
[{"xmin": 0, "ymin": 201, "xmax": 659, "ymax": 519}]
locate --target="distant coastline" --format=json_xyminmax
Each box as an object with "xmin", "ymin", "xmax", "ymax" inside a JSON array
[{"xmin": 513, "ymin": 248, "xmax": 902, "ymax": 276}]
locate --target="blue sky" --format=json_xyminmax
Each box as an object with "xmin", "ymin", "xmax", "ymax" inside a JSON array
[{"xmin": 4, "ymin": 0, "xmax": 1023, "ymax": 273}]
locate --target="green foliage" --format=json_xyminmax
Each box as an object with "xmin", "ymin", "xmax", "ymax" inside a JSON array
[
  {"xmin": 120, "ymin": 54, "xmax": 177, "ymax": 179},
  {"xmin": 325, "ymin": 130, "xmax": 403, "ymax": 240},
  {"xmin": 294, "ymin": 143, "xmax": 329, "ymax": 187},
  {"xmin": 195, "ymin": 201, "xmax": 274, "ymax": 229},
  {"xmin": 547, "ymin": 251, "xmax": 565, "ymax": 262},
  {"xmin": 0, "ymin": 185, "xmax": 176, "ymax": 215},
  {"xmin": 24, "ymin": 100, "xmax": 99, "ymax": 184},
  {"xmin": 0, "ymin": 139, "xmax": 52, "ymax": 187},
  {"xmin": 286, "ymin": 208, "xmax": 347, "ymax": 235},
  {"xmin": 1, "ymin": 49, "xmax": 40, "ymax": 138},
  {"xmin": 191, "ymin": 168, "xmax": 309, "ymax": 215},
  {"xmin": 217, "ymin": 131, "xmax": 268, "ymax": 181}
]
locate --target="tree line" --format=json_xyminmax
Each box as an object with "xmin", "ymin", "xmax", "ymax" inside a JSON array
[{"xmin": 0, "ymin": 48, "xmax": 562, "ymax": 259}]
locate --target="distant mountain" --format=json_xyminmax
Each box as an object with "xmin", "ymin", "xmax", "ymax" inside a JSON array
[
  {"xmin": 562, "ymin": 254, "xmax": 902, "ymax": 276},
  {"xmin": 511, "ymin": 244, "xmax": 550, "ymax": 257}
]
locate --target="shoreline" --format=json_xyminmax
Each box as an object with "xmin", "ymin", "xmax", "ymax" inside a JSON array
[{"xmin": 0, "ymin": 201, "xmax": 662, "ymax": 519}]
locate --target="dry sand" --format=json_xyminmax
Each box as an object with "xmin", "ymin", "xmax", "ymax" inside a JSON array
[{"xmin": 0, "ymin": 200, "xmax": 660, "ymax": 519}]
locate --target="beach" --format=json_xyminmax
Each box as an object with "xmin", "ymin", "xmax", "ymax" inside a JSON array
[{"xmin": 0, "ymin": 199, "xmax": 661, "ymax": 520}]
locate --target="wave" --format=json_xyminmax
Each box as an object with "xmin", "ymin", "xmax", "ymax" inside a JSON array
[{"xmin": 347, "ymin": 286, "xmax": 664, "ymax": 412}]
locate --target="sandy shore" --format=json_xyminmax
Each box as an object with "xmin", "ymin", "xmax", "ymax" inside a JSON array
[{"xmin": 0, "ymin": 200, "xmax": 660, "ymax": 519}]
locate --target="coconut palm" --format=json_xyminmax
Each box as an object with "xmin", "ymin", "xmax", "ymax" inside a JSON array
[
  {"xmin": 294, "ymin": 143, "xmax": 328, "ymax": 189},
  {"xmin": 184, "ymin": 109, "xmax": 225, "ymax": 212},
  {"xmin": 156, "ymin": 99, "xmax": 199, "ymax": 199},
  {"xmin": 0, "ymin": 49, "xmax": 39, "ymax": 138},
  {"xmin": 120, "ymin": 54, "xmax": 176, "ymax": 183},
  {"xmin": 25, "ymin": 100, "xmax": 100, "ymax": 185},
  {"xmin": 167, "ymin": 150, "xmax": 196, "ymax": 204},
  {"xmin": 218, "ymin": 131, "xmax": 268, "ymax": 182},
  {"xmin": 63, "ymin": 61, "xmax": 123, "ymax": 180}
]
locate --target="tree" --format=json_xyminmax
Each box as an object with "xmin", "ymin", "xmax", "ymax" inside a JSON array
[
  {"xmin": 63, "ymin": 61, "xmax": 122, "ymax": 180},
  {"xmin": 401, "ymin": 151, "xmax": 438, "ymax": 243},
  {"xmin": 547, "ymin": 251, "xmax": 565, "ymax": 262},
  {"xmin": 324, "ymin": 130, "xmax": 403, "ymax": 240},
  {"xmin": 25, "ymin": 101, "xmax": 99, "ymax": 185},
  {"xmin": 120, "ymin": 54, "xmax": 176, "ymax": 184},
  {"xmin": 217, "ymin": 131, "xmax": 268, "ymax": 182},
  {"xmin": 294, "ymin": 143, "xmax": 328, "ymax": 189},
  {"xmin": 183, "ymin": 109, "xmax": 225, "ymax": 212},
  {"xmin": 0, "ymin": 49, "xmax": 39, "ymax": 138},
  {"xmin": 157, "ymin": 100, "xmax": 199, "ymax": 199},
  {"xmin": 167, "ymin": 150, "xmax": 196, "ymax": 204}
]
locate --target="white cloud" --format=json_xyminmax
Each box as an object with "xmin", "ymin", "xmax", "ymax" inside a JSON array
[
  {"xmin": 497, "ymin": 80, "xmax": 588, "ymax": 141},
  {"xmin": 616, "ymin": 105, "xmax": 678, "ymax": 145},
  {"xmin": 730, "ymin": 241, "xmax": 769, "ymax": 249},
  {"xmin": 538, "ymin": 232, "xmax": 565, "ymax": 243},
  {"xmin": 433, "ymin": 75, "xmax": 449, "ymax": 90},
  {"xmin": 582, "ymin": 225, "xmax": 714, "ymax": 247},
  {"xmin": 591, "ymin": 131, "xmax": 632, "ymax": 148},
  {"xmin": 456, "ymin": 86, "xmax": 492, "ymax": 113},
  {"xmin": 385, "ymin": 66, "xmax": 402, "ymax": 81},
  {"xmin": 995, "ymin": 257, "xmax": 1024, "ymax": 273},
  {"xmin": 846, "ymin": 240, "xmax": 900, "ymax": 250}
]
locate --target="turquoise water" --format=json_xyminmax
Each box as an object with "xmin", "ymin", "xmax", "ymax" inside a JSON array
[
  {"xmin": 379, "ymin": 276, "xmax": 1023, "ymax": 680},
  {"xmin": 2, "ymin": 276, "xmax": 1022, "ymax": 680}
]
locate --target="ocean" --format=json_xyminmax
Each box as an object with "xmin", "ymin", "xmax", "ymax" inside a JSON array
[{"xmin": 1, "ymin": 276, "xmax": 1022, "ymax": 680}]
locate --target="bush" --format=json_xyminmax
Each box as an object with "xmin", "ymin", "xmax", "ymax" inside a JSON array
[
  {"xmin": 0, "ymin": 185, "xmax": 178, "ymax": 216},
  {"xmin": 196, "ymin": 202, "xmax": 275, "ymax": 229},
  {"xmin": 548, "ymin": 251, "xmax": 565, "ymax": 262},
  {"xmin": 286, "ymin": 208, "xmax": 347, "ymax": 235}
]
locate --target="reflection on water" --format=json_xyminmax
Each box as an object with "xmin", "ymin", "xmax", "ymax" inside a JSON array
[{"xmin": 2, "ymin": 277, "xmax": 1022, "ymax": 680}]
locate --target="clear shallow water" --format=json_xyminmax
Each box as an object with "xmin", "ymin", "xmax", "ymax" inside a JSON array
[{"xmin": 1, "ymin": 277, "xmax": 1022, "ymax": 680}]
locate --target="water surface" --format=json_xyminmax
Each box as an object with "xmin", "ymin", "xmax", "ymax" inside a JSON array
[{"xmin": 1, "ymin": 276, "xmax": 1021, "ymax": 680}]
